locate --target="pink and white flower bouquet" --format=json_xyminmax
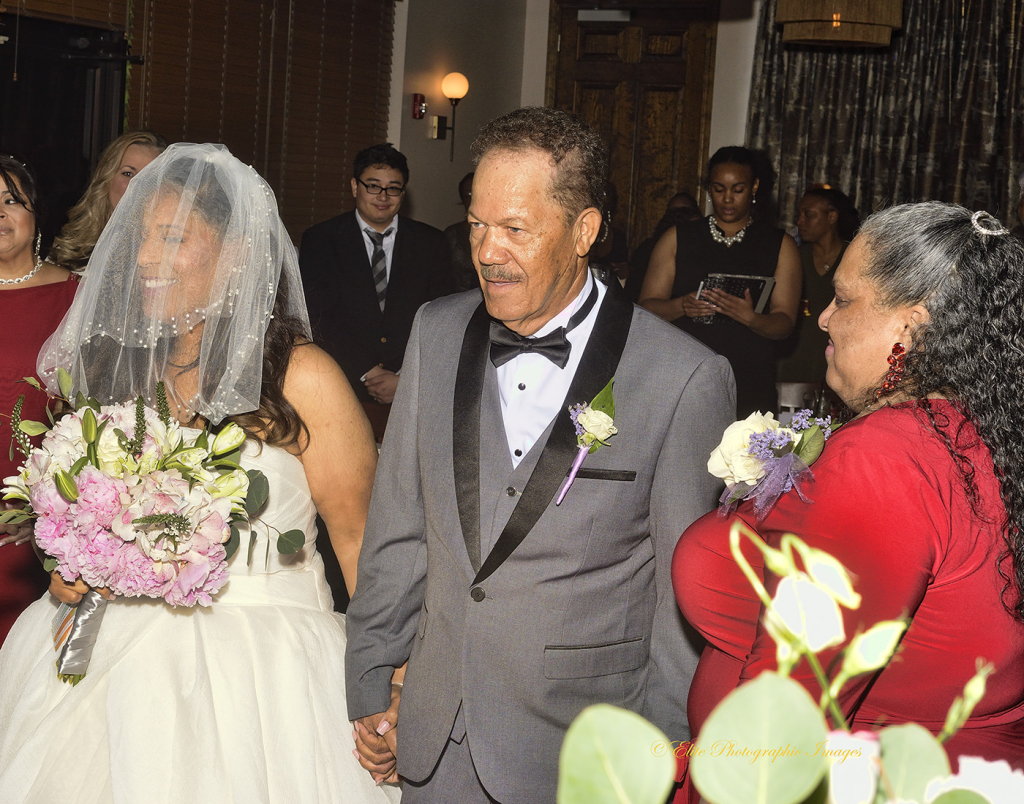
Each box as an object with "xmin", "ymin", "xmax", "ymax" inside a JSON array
[{"xmin": 1, "ymin": 372, "xmax": 299, "ymax": 684}]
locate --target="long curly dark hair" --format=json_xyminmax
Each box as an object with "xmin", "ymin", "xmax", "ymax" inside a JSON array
[{"xmin": 858, "ymin": 202, "xmax": 1024, "ymax": 619}]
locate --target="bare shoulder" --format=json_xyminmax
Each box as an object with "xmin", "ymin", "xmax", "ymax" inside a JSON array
[{"xmin": 283, "ymin": 341, "xmax": 358, "ymax": 415}]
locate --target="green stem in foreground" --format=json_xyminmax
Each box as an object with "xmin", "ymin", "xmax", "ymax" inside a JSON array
[{"xmin": 805, "ymin": 650, "xmax": 849, "ymax": 730}]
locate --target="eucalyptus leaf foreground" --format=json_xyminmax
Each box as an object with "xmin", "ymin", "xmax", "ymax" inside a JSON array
[
  {"xmin": 557, "ymin": 704, "xmax": 675, "ymax": 804},
  {"xmin": 692, "ymin": 672, "xmax": 829, "ymax": 804}
]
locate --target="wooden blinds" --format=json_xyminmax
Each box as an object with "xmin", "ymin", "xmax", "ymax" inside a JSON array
[
  {"xmin": 9, "ymin": 0, "xmax": 395, "ymax": 242},
  {"xmin": 130, "ymin": 0, "xmax": 395, "ymax": 241}
]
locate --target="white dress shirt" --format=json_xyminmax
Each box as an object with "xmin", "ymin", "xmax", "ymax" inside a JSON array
[
  {"xmin": 496, "ymin": 272, "xmax": 606, "ymax": 468},
  {"xmin": 355, "ymin": 210, "xmax": 400, "ymax": 281}
]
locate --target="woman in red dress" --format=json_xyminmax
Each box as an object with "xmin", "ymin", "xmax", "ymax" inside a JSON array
[
  {"xmin": 673, "ymin": 202, "xmax": 1024, "ymax": 783},
  {"xmin": 0, "ymin": 156, "xmax": 78, "ymax": 644}
]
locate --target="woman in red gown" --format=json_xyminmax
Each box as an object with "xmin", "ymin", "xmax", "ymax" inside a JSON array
[
  {"xmin": 0, "ymin": 156, "xmax": 78, "ymax": 645},
  {"xmin": 673, "ymin": 202, "xmax": 1024, "ymax": 787}
]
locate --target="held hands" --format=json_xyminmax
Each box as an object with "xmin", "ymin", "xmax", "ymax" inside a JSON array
[
  {"xmin": 48, "ymin": 571, "xmax": 115, "ymax": 605},
  {"xmin": 363, "ymin": 367, "xmax": 399, "ymax": 405},
  {"xmin": 353, "ymin": 682, "xmax": 401, "ymax": 785},
  {"xmin": 679, "ymin": 290, "xmax": 717, "ymax": 319},
  {"xmin": 700, "ymin": 287, "xmax": 757, "ymax": 327},
  {"xmin": 0, "ymin": 502, "xmax": 33, "ymax": 548}
]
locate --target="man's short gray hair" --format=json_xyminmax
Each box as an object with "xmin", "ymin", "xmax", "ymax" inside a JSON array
[{"xmin": 470, "ymin": 107, "xmax": 608, "ymax": 226}]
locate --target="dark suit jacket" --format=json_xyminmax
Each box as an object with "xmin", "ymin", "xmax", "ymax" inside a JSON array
[{"xmin": 298, "ymin": 210, "xmax": 453, "ymax": 403}]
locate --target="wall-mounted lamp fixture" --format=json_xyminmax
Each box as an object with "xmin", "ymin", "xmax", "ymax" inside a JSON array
[
  {"xmin": 431, "ymin": 71, "xmax": 469, "ymax": 162},
  {"xmin": 411, "ymin": 93, "xmax": 427, "ymax": 119}
]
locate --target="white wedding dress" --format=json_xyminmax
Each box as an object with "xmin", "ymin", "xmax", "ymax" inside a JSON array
[{"xmin": 0, "ymin": 441, "xmax": 400, "ymax": 804}]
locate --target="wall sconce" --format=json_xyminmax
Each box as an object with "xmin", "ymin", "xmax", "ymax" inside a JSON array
[
  {"xmin": 411, "ymin": 93, "xmax": 427, "ymax": 119},
  {"xmin": 431, "ymin": 71, "xmax": 469, "ymax": 162}
]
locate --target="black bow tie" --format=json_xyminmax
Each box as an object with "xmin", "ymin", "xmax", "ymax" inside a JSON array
[{"xmin": 488, "ymin": 282, "xmax": 599, "ymax": 369}]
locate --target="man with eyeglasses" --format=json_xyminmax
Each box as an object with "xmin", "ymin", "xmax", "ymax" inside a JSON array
[{"xmin": 299, "ymin": 143, "xmax": 453, "ymax": 443}]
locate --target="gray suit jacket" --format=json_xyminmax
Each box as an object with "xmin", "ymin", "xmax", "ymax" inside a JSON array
[{"xmin": 345, "ymin": 285, "xmax": 735, "ymax": 804}]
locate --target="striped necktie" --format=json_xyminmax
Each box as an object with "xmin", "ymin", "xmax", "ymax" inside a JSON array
[{"xmin": 365, "ymin": 227, "xmax": 392, "ymax": 311}]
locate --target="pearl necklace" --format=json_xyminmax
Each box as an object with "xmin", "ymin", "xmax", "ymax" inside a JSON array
[
  {"xmin": 709, "ymin": 217, "xmax": 751, "ymax": 247},
  {"xmin": 0, "ymin": 256, "xmax": 44, "ymax": 286}
]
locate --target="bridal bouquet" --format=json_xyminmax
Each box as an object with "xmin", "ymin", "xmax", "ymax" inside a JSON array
[
  {"xmin": 709, "ymin": 409, "xmax": 836, "ymax": 521},
  {"xmin": 1, "ymin": 371, "xmax": 298, "ymax": 684}
]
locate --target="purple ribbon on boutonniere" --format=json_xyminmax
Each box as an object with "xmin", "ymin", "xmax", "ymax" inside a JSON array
[{"xmin": 555, "ymin": 378, "xmax": 617, "ymax": 505}]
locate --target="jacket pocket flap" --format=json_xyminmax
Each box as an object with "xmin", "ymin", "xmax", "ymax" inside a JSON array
[
  {"xmin": 570, "ymin": 468, "xmax": 637, "ymax": 481},
  {"xmin": 543, "ymin": 636, "xmax": 646, "ymax": 679}
]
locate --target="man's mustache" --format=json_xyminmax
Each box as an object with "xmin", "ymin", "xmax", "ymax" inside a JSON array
[{"xmin": 478, "ymin": 265, "xmax": 521, "ymax": 283}]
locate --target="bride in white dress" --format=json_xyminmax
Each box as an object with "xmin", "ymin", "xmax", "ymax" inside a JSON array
[{"xmin": 0, "ymin": 143, "xmax": 401, "ymax": 803}]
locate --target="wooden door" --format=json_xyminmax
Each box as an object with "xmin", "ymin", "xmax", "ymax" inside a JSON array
[{"xmin": 547, "ymin": 1, "xmax": 718, "ymax": 253}]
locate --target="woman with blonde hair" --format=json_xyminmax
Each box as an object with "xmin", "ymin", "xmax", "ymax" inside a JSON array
[{"xmin": 50, "ymin": 130, "xmax": 166, "ymax": 269}]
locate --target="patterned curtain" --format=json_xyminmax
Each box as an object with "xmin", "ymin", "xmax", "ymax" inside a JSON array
[{"xmin": 748, "ymin": 0, "xmax": 1024, "ymax": 229}]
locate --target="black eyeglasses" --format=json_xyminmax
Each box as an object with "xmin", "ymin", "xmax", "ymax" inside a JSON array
[{"xmin": 357, "ymin": 178, "xmax": 405, "ymax": 197}]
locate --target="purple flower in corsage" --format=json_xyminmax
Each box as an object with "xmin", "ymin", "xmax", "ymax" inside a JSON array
[
  {"xmin": 555, "ymin": 378, "xmax": 617, "ymax": 506},
  {"xmin": 708, "ymin": 409, "xmax": 837, "ymax": 521}
]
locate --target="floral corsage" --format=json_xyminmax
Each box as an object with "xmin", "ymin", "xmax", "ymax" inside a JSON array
[
  {"xmin": 556, "ymin": 378, "xmax": 617, "ymax": 505},
  {"xmin": 708, "ymin": 409, "xmax": 836, "ymax": 521}
]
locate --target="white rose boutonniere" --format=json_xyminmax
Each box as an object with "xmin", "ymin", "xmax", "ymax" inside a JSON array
[{"xmin": 555, "ymin": 378, "xmax": 617, "ymax": 505}]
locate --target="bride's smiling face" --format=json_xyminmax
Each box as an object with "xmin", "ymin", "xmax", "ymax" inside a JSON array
[{"xmin": 138, "ymin": 193, "xmax": 222, "ymax": 323}]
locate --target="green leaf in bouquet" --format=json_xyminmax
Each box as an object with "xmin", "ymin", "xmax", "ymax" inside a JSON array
[
  {"xmin": 215, "ymin": 448, "xmax": 242, "ymax": 468},
  {"xmin": 931, "ymin": 792, "xmax": 991, "ymax": 804},
  {"xmin": 589, "ymin": 378, "xmax": 615, "ymax": 419},
  {"xmin": 87, "ymin": 397, "xmax": 101, "ymax": 413},
  {"xmin": 54, "ymin": 469, "xmax": 79, "ymax": 502},
  {"xmin": 87, "ymin": 442, "xmax": 99, "ymax": 469},
  {"xmin": 246, "ymin": 531, "xmax": 257, "ymax": 566},
  {"xmin": 277, "ymin": 529, "xmax": 305, "ymax": 554},
  {"xmin": 18, "ymin": 420, "xmax": 49, "ymax": 436},
  {"xmin": 245, "ymin": 470, "xmax": 269, "ymax": 516},
  {"xmin": 692, "ymin": 672, "xmax": 829, "ymax": 804},
  {"xmin": 82, "ymin": 407, "xmax": 98, "ymax": 444},
  {"xmin": 939, "ymin": 661, "xmax": 995, "ymax": 744},
  {"xmin": 194, "ymin": 429, "xmax": 209, "ymax": 452},
  {"xmin": 8, "ymin": 439, "xmax": 12, "ymax": 462},
  {"xmin": 872, "ymin": 723, "xmax": 949, "ymax": 804},
  {"xmin": 45, "ymin": 403, "xmax": 55, "ymax": 425},
  {"xmin": 21, "ymin": 376, "xmax": 44, "ymax": 391},
  {"xmin": 75, "ymin": 392, "xmax": 89, "ymax": 411},
  {"xmin": 70, "ymin": 455, "xmax": 91, "ymax": 477},
  {"xmin": 0, "ymin": 509, "xmax": 32, "ymax": 524},
  {"xmin": 556, "ymin": 704, "xmax": 674, "ymax": 804},
  {"xmin": 57, "ymin": 368, "xmax": 73, "ymax": 400},
  {"xmin": 224, "ymin": 523, "xmax": 241, "ymax": 560},
  {"xmin": 43, "ymin": 556, "xmax": 58, "ymax": 572}
]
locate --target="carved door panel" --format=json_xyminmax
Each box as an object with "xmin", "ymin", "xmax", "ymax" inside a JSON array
[{"xmin": 548, "ymin": 3, "xmax": 717, "ymax": 253}]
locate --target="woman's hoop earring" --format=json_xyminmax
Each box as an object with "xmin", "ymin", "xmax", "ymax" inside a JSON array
[{"xmin": 876, "ymin": 342, "xmax": 906, "ymax": 398}]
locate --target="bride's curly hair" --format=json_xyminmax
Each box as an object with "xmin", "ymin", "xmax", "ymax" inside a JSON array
[{"xmin": 858, "ymin": 202, "xmax": 1024, "ymax": 619}]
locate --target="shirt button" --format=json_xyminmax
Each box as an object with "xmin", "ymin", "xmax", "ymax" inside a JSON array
[
  {"xmin": 518, "ymin": 383, "xmax": 526, "ymax": 391},
  {"xmin": 506, "ymin": 486, "xmax": 517, "ymax": 497},
  {"xmin": 470, "ymin": 586, "xmax": 486, "ymax": 602},
  {"xmin": 514, "ymin": 449, "xmax": 522, "ymax": 457},
  {"xmin": 380, "ymin": 337, "xmax": 387, "ymax": 343}
]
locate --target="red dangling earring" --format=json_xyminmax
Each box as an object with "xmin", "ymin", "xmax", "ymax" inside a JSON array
[{"xmin": 876, "ymin": 342, "xmax": 906, "ymax": 398}]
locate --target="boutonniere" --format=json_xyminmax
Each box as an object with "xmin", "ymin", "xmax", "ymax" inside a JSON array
[
  {"xmin": 556, "ymin": 378, "xmax": 617, "ymax": 505},
  {"xmin": 709, "ymin": 408, "xmax": 838, "ymax": 521}
]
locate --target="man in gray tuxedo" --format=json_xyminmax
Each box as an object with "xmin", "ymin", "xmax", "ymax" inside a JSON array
[{"xmin": 345, "ymin": 107, "xmax": 735, "ymax": 803}]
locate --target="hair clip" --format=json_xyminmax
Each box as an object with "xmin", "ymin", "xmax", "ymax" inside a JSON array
[{"xmin": 971, "ymin": 210, "xmax": 1010, "ymax": 237}]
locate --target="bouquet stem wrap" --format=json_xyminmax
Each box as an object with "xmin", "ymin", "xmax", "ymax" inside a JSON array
[{"xmin": 52, "ymin": 590, "xmax": 109, "ymax": 684}]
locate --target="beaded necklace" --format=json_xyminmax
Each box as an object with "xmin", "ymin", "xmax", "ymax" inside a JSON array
[{"xmin": 708, "ymin": 217, "xmax": 751, "ymax": 248}]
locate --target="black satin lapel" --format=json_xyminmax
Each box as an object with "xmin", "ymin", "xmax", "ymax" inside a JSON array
[
  {"xmin": 454, "ymin": 301, "xmax": 491, "ymax": 573},
  {"xmin": 473, "ymin": 290, "xmax": 634, "ymax": 585}
]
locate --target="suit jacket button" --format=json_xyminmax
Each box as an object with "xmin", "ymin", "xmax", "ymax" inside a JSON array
[
  {"xmin": 470, "ymin": 586, "xmax": 486, "ymax": 602},
  {"xmin": 380, "ymin": 336, "xmax": 387, "ymax": 343},
  {"xmin": 505, "ymin": 486, "xmax": 517, "ymax": 497}
]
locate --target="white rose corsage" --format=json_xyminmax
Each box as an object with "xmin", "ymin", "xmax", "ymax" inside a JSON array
[
  {"xmin": 709, "ymin": 408, "xmax": 837, "ymax": 521},
  {"xmin": 555, "ymin": 378, "xmax": 617, "ymax": 505}
]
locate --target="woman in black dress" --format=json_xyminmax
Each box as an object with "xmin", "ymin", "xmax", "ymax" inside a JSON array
[{"xmin": 639, "ymin": 146, "xmax": 800, "ymax": 416}]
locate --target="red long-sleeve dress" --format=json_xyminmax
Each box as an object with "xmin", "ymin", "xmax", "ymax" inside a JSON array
[
  {"xmin": 0, "ymin": 276, "xmax": 78, "ymax": 645},
  {"xmin": 673, "ymin": 401, "xmax": 1024, "ymax": 778}
]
